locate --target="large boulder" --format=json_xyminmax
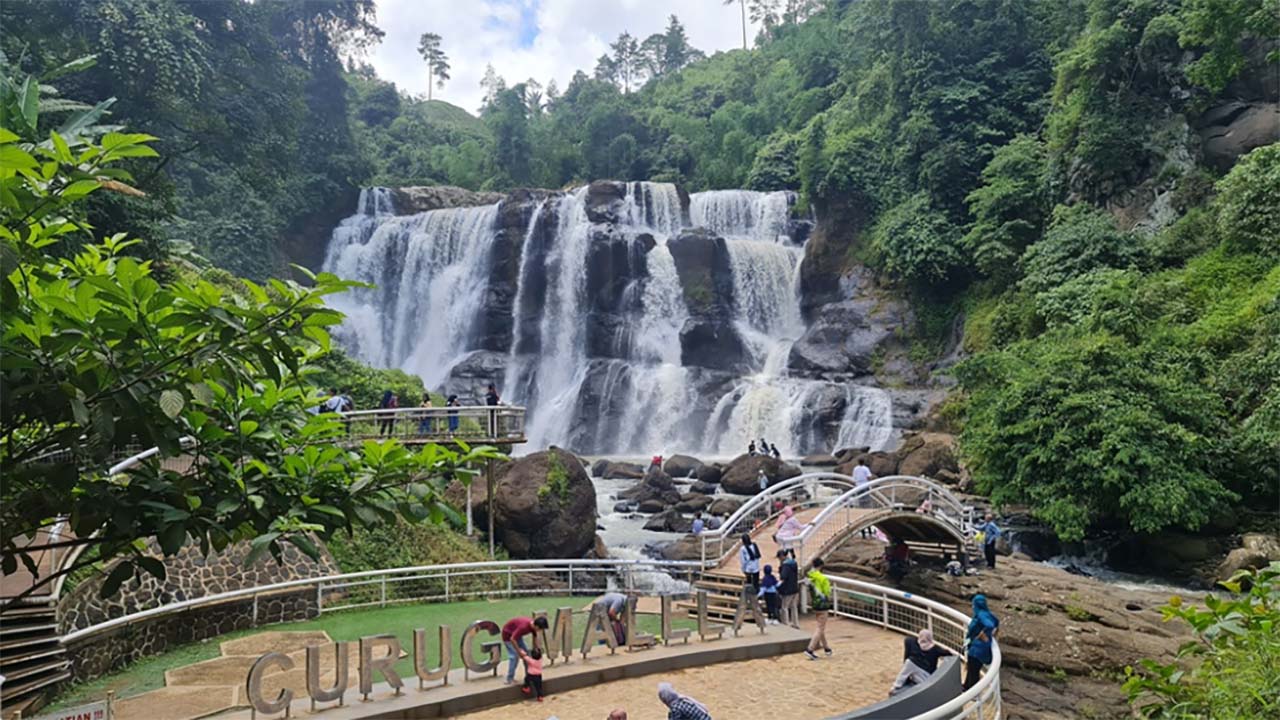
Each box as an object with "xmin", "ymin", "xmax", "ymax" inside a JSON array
[
  {"xmin": 708, "ymin": 496, "xmax": 747, "ymax": 516},
  {"xmin": 688, "ymin": 481, "xmax": 718, "ymax": 495},
  {"xmin": 390, "ymin": 185, "xmax": 505, "ymax": 214},
  {"xmin": 1197, "ymin": 101, "xmax": 1280, "ymax": 171},
  {"xmin": 584, "ymin": 180, "xmax": 628, "ymax": 223},
  {"xmin": 675, "ymin": 495, "xmax": 713, "ymax": 513},
  {"xmin": 720, "ymin": 454, "xmax": 802, "ymax": 495},
  {"xmin": 595, "ymin": 460, "xmax": 645, "ymax": 479},
  {"xmin": 679, "ymin": 319, "xmax": 750, "ymax": 372},
  {"xmin": 696, "ymin": 463, "xmax": 724, "ymax": 485},
  {"xmin": 643, "ymin": 508, "xmax": 692, "ymax": 533},
  {"xmin": 838, "ymin": 451, "xmax": 899, "ymax": 479},
  {"xmin": 663, "ymin": 454, "xmax": 704, "ymax": 478},
  {"xmin": 490, "ymin": 448, "xmax": 597, "ymax": 558},
  {"xmin": 618, "ymin": 467, "xmax": 681, "ymax": 507},
  {"xmin": 896, "ymin": 436, "xmax": 960, "ymax": 478}
]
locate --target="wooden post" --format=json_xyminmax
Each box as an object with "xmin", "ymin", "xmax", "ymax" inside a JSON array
[{"xmin": 486, "ymin": 458, "xmax": 495, "ymax": 558}]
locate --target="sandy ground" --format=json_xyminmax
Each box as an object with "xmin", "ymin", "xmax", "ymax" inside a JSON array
[{"xmin": 457, "ymin": 616, "xmax": 903, "ymax": 720}]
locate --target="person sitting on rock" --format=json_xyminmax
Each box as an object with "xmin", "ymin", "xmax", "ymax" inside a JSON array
[
  {"xmin": 691, "ymin": 511, "xmax": 705, "ymax": 536},
  {"xmin": 770, "ymin": 443, "xmax": 781, "ymax": 460},
  {"xmin": 889, "ymin": 628, "xmax": 951, "ymax": 695},
  {"xmin": 748, "ymin": 440, "xmax": 757, "ymax": 456}
]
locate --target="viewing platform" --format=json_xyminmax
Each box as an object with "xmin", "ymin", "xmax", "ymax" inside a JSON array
[{"xmin": 334, "ymin": 406, "xmax": 526, "ymax": 446}]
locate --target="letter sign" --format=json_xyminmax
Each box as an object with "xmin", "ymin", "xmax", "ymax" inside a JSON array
[
  {"xmin": 460, "ymin": 619, "xmax": 502, "ymax": 680},
  {"xmin": 305, "ymin": 642, "xmax": 348, "ymax": 711},
  {"xmin": 413, "ymin": 626, "xmax": 452, "ymax": 688},
  {"xmin": 359, "ymin": 635, "xmax": 404, "ymax": 700},
  {"xmin": 246, "ymin": 652, "xmax": 294, "ymax": 719}
]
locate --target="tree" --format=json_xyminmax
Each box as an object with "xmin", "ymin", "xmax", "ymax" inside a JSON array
[
  {"xmin": 544, "ymin": 78, "xmax": 560, "ymax": 107},
  {"xmin": 486, "ymin": 85, "xmax": 532, "ymax": 185},
  {"xmin": 963, "ymin": 134, "xmax": 1050, "ymax": 284},
  {"xmin": 871, "ymin": 193, "xmax": 967, "ymax": 287},
  {"xmin": 479, "ymin": 62, "xmax": 505, "ymax": 112},
  {"xmin": 609, "ymin": 32, "xmax": 641, "ymax": 93},
  {"xmin": 1019, "ymin": 205, "xmax": 1146, "ymax": 297},
  {"xmin": 749, "ymin": 0, "xmax": 782, "ymax": 33},
  {"xmin": 1123, "ymin": 563, "xmax": 1280, "ymax": 718},
  {"xmin": 593, "ymin": 53, "xmax": 618, "ymax": 85},
  {"xmin": 641, "ymin": 16, "xmax": 705, "ymax": 78},
  {"xmin": 416, "ymin": 32, "xmax": 450, "ymax": 101},
  {"xmin": 1212, "ymin": 142, "xmax": 1280, "ymax": 257},
  {"xmin": 523, "ymin": 78, "xmax": 544, "ymax": 114},
  {"xmin": 0, "ymin": 62, "xmax": 503, "ymax": 604},
  {"xmin": 724, "ymin": 0, "xmax": 747, "ymax": 50}
]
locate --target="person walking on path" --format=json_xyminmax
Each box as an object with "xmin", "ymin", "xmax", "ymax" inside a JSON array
[
  {"xmin": 773, "ymin": 505, "xmax": 805, "ymax": 550},
  {"xmin": 501, "ymin": 615, "xmax": 548, "ymax": 685},
  {"xmin": 594, "ymin": 591, "xmax": 628, "ymax": 645},
  {"xmin": 777, "ymin": 549, "xmax": 801, "ymax": 628},
  {"xmin": 658, "ymin": 682, "xmax": 712, "ymax": 720},
  {"xmin": 804, "ymin": 558, "xmax": 833, "ymax": 660},
  {"xmin": 738, "ymin": 532, "xmax": 762, "ymax": 589},
  {"xmin": 758, "ymin": 564, "xmax": 780, "ymax": 623},
  {"xmin": 416, "ymin": 392, "xmax": 434, "ymax": 435},
  {"xmin": 978, "ymin": 514, "xmax": 1001, "ymax": 569},
  {"xmin": 889, "ymin": 628, "xmax": 951, "ymax": 695},
  {"xmin": 963, "ymin": 594, "xmax": 999, "ymax": 690},
  {"xmin": 852, "ymin": 458, "xmax": 875, "ymax": 536},
  {"xmin": 517, "ymin": 646, "xmax": 545, "ymax": 701},
  {"xmin": 378, "ymin": 390, "xmax": 398, "ymax": 436}
]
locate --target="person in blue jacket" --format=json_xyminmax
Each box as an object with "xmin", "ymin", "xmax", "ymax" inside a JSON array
[{"xmin": 963, "ymin": 594, "xmax": 999, "ymax": 690}]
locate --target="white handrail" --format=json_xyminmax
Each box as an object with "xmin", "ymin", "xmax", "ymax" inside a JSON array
[
  {"xmin": 826, "ymin": 573, "xmax": 1002, "ymax": 719},
  {"xmin": 61, "ymin": 557, "xmax": 701, "ymax": 644},
  {"xmin": 698, "ymin": 472, "xmax": 860, "ymax": 565}
]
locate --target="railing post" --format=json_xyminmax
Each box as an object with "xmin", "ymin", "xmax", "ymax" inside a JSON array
[
  {"xmin": 507, "ymin": 566, "xmax": 513, "ymax": 597},
  {"xmin": 316, "ymin": 582, "xmax": 323, "ymax": 614},
  {"xmin": 881, "ymin": 592, "xmax": 890, "ymax": 629},
  {"xmin": 568, "ymin": 567, "xmax": 574, "ymax": 595},
  {"xmin": 380, "ymin": 576, "xmax": 387, "ymax": 608},
  {"xmin": 445, "ymin": 569, "xmax": 451, "ymax": 602},
  {"xmin": 252, "ymin": 593, "xmax": 259, "ymax": 625}
]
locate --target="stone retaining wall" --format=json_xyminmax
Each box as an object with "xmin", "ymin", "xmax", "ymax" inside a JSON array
[{"xmin": 65, "ymin": 589, "xmax": 317, "ymax": 682}]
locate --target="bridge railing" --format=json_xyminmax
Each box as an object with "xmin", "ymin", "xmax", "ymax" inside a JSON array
[
  {"xmin": 335, "ymin": 405, "xmax": 526, "ymax": 443},
  {"xmin": 698, "ymin": 472, "xmax": 859, "ymax": 566},
  {"xmin": 826, "ymin": 573, "xmax": 1001, "ymax": 719},
  {"xmin": 796, "ymin": 476, "xmax": 970, "ymax": 568}
]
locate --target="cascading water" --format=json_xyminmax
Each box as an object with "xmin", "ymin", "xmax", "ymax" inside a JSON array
[{"xmin": 322, "ymin": 183, "xmax": 895, "ymax": 456}]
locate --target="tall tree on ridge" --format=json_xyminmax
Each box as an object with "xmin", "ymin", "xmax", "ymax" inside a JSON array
[
  {"xmin": 724, "ymin": 0, "xmax": 747, "ymax": 49},
  {"xmin": 610, "ymin": 31, "xmax": 641, "ymax": 93},
  {"xmin": 479, "ymin": 62, "xmax": 506, "ymax": 112},
  {"xmin": 416, "ymin": 32, "xmax": 450, "ymax": 100}
]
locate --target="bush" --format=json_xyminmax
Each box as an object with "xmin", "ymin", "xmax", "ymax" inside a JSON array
[
  {"xmin": 1213, "ymin": 142, "xmax": 1280, "ymax": 257},
  {"xmin": 325, "ymin": 519, "xmax": 502, "ymax": 602},
  {"xmin": 1123, "ymin": 563, "xmax": 1280, "ymax": 718},
  {"xmin": 871, "ymin": 194, "xmax": 966, "ymax": 286},
  {"xmin": 1020, "ymin": 204, "xmax": 1146, "ymax": 296}
]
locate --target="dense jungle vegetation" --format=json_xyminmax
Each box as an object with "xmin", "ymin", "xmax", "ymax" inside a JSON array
[{"xmin": 2, "ymin": 0, "xmax": 1276, "ymax": 562}]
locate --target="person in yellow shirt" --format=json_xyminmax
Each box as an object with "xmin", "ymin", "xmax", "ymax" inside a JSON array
[{"xmin": 804, "ymin": 558, "xmax": 833, "ymax": 660}]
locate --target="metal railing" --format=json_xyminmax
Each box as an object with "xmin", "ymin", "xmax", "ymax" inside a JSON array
[
  {"xmin": 61, "ymin": 558, "xmax": 700, "ymax": 643},
  {"xmin": 335, "ymin": 405, "xmax": 525, "ymax": 444},
  {"xmin": 826, "ymin": 574, "xmax": 1002, "ymax": 719},
  {"xmin": 698, "ymin": 473, "xmax": 859, "ymax": 566},
  {"xmin": 794, "ymin": 476, "xmax": 972, "ymax": 567}
]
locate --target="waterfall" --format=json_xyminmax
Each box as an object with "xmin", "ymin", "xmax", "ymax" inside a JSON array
[{"xmin": 322, "ymin": 182, "xmax": 895, "ymax": 456}]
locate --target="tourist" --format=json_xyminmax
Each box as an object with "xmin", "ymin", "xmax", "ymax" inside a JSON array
[
  {"xmin": 485, "ymin": 383, "xmax": 501, "ymax": 406},
  {"xmin": 657, "ymin": 682, "xmax": 712, "ymax": 720},
  {"xmin": 777, "ymin": 549, "xmax": 801, "ymax": 628},
  {"xmin": 885, "ymin": 537, "xmax": 910, "ymax": 581},
  {"xmin": 804, "ymin": 557, "xmax": 833, "ymax": 660},
  {"xmin": 853, "ymin": 457, "xmax": 874, "ymax": 536},
  {"xmin": 963, "ymin": 594, "xmax": 999, "ymax": 690},
  {"xmin": 594, "ymin": 591, "xmax": 628, "ymax": 645},
  {"xmin": 979, "ymin": 513, "xmax": 1001, "ymax": 569},
  {"xmin": 446, "ymin": 394, "xmax": 460, "ymax": 433},
  {"xmin": 748, "ymin": 440, "xmax": 757, "ymax": 456},
  {"xmin": 773, "ymin": 504, "xmax": 804, "ymax": 549},
  {"xmin": 417, "ymin": 392, "xmax": 434, "ymax": 434},
  {"xmin": 378, "ymin": 390, "xmax": 398, "ymax": 436},
  {"xmin": 517, "ymin": 646, "xmax": 544, "ymax": 701},
  {"xmin": 501, "ymin": 615, "xmax": 549, "ymax": 685},
  {"xmin": 758, "ymin": 564, "xmax": 780, "ymax": 623},
  {"xmin": 691, "ymin": 512, "xmax": 705, "ymax": 536},
  {"xmin": 770, "ymin": 443, "xmax": 781, "ymax": 460},
  {"xmin": 738, "ymin": 532, "xmax": 762, "ymax": 589},
  {"xmin": 650, "ymin": 454, "xmax": 663, "ymax": 470},
  {"xmin": 607, "ymin": 710, "xmax": 627, "ymax": 720},
  {"xmin": 757, "ymin": 468, "xmax": 768, "ymax": 493},
  {"xmin": 889, "ymin": 628, "xmax": 951, "ymax": 695}
]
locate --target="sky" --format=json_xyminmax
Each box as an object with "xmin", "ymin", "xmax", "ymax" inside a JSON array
[{"xmin": 366, "ymin": 0, "xmax": 763, "ymax": 115}]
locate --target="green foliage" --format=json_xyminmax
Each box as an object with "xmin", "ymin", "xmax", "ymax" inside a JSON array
[
  {"xmin": 1123, "ymin": 563, "xmax": 1280, "ymax": 719},
  {"xmin": 1020, "ymin": 205, "xmax": 1145, "ymax": 296},
  {"xmin": 872, "ymin": 193, "xmax": 966, "ymax": 287},
  {"xmin": 963, "ymin": 135, "xmax": 1049, "ymax": 284},
  {"xmin": 0, "ymin": 74, "xmax": 504, "ymax": 600},
  {"xmin": 326, "ymin": 517, "xmax": 496, "ymax": 574},
  {"xmin": 1176, "ymin": 0, "xmax": 1280, "ymax": 93},
  {"xmin": 1213, "ymin": 142, "xmax": 1280, "ymax": 257},
  {"xmin": 306, "ymin": 349, "xmax": 427, "ymax": 411},
  {"xmin": 538, "ymin": 451, "xmax": 572, "ymax": 502}
]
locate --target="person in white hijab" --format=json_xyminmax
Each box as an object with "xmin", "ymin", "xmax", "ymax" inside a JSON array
[
  {"xmin": 657, "ymin": 681, "xmax": 712, "ymax": 720},
  {"xmin": 889, "ymin": 628, "xmax": 952, "ymax": 695}
]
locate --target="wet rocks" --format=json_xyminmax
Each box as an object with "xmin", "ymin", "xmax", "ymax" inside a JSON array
[
  {"xmin": 708, "ymin": 496, "xmax": 746, "ymax": 516},
  {"xmin": 489, "ymin": 448, "xmax": 597, "ymax": 558},
  {"xmin": 390, "ymin": 185, "xmax": 506, "ymax": 214},
  {"xmin": 643, "ymin": 507, "xmax": 692, "ymax": 533},
  {"xmin": 663, "ymin": 454, "xmax": 704, "ymax": 478},
  {"xmin": 592, "ymin": 459, "xmax": 645, "ymax": 479},
  {"xmin": 719, "ymin": 454, "xmax": 803, "ymax": 495},
  {"xmin": 696, "ymin": 463, "xmax": 724, "ymax": 485},
  {"xmin": 618, "ymin": 467, "xmax": 681, "ymax": 507},
  {"xmin": 675, "ymin": 494, "xmax": 713, "ymax": 513},
  {"xmin": 688, "ymin": 481, "xmax": 718, "ymax": 495}
]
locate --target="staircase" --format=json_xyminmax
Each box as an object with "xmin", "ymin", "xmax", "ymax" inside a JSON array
[
  {"xmin": 675, "ymin": 569, "xmax": 758, "ymax": 623},
  {"xmin": 0, "ymin": 601, "xmax": 69, "ymax": 717}
]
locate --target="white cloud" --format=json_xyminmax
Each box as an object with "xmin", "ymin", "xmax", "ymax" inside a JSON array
[{"xmin": 367, "ymin": 0, "xmax": 760, "ymax": 115}]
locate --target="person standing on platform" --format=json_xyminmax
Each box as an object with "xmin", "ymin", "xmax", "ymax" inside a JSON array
[
  {"xmin": 378, "ymin": 390, "xmax": 398, "ymax": 436},
  {"xmin": 446, "ymin": 394, "xmax": 460, "ymax": 434},
  {"xmin": 501, "ymin": 615, "xmax": 548, "ymax": 685},
  {"xmin": 748, "ymin": 440, "xmax": 757, "ymax": 456},
  {"xmin": 770, "ymin": 443, "xmax": 781, "ymax": 460},
  {"xmin": 758, "ymin": 564, "xmax": 780, "ymax": 623},
  {"xmin": 517, "ymin": 646, "xmax": 544, "ymax": 701},
  {"xmin": 777, "ymin": 549, "xmax": 801, "ymax": 628},
  {"xmin": 853, "ymin": 457, "xmax": 874, "ymax": 535},
  {"xmin": 417, "ymin": 392, "xmax": 434, "ymax": 435},
  {"xmin": 757, "ymin": 468, "xmax": 769, "ymax": 493},
  {"xmin": 739, "ymin": 532, "xmax": 762, "ymax": 589},
  {"xmin": 804, "ymin": 558, "xmax": 833, "ymax": 660},
  {"xmin": 963, "ymin": 594, "xmax": 999, "ymax": 690}
]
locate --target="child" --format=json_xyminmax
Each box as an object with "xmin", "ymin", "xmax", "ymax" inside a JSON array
[
  {"xmin": 518, "ymin": 646, "xmax": 544, "ymax": 701},
  {"xmin": 758, "ymin": 564, "xmax": 780, "ymax": 624}
]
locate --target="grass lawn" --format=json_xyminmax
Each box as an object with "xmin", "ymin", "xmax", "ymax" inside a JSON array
[{"xmin": 50, "ymin": 596, "xmax": 696, "ymax": 710}]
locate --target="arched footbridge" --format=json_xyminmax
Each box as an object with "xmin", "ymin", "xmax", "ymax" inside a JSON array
[{"xmin": 683, "ymin": 472, "xmax": 974, "ymax": 623}]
